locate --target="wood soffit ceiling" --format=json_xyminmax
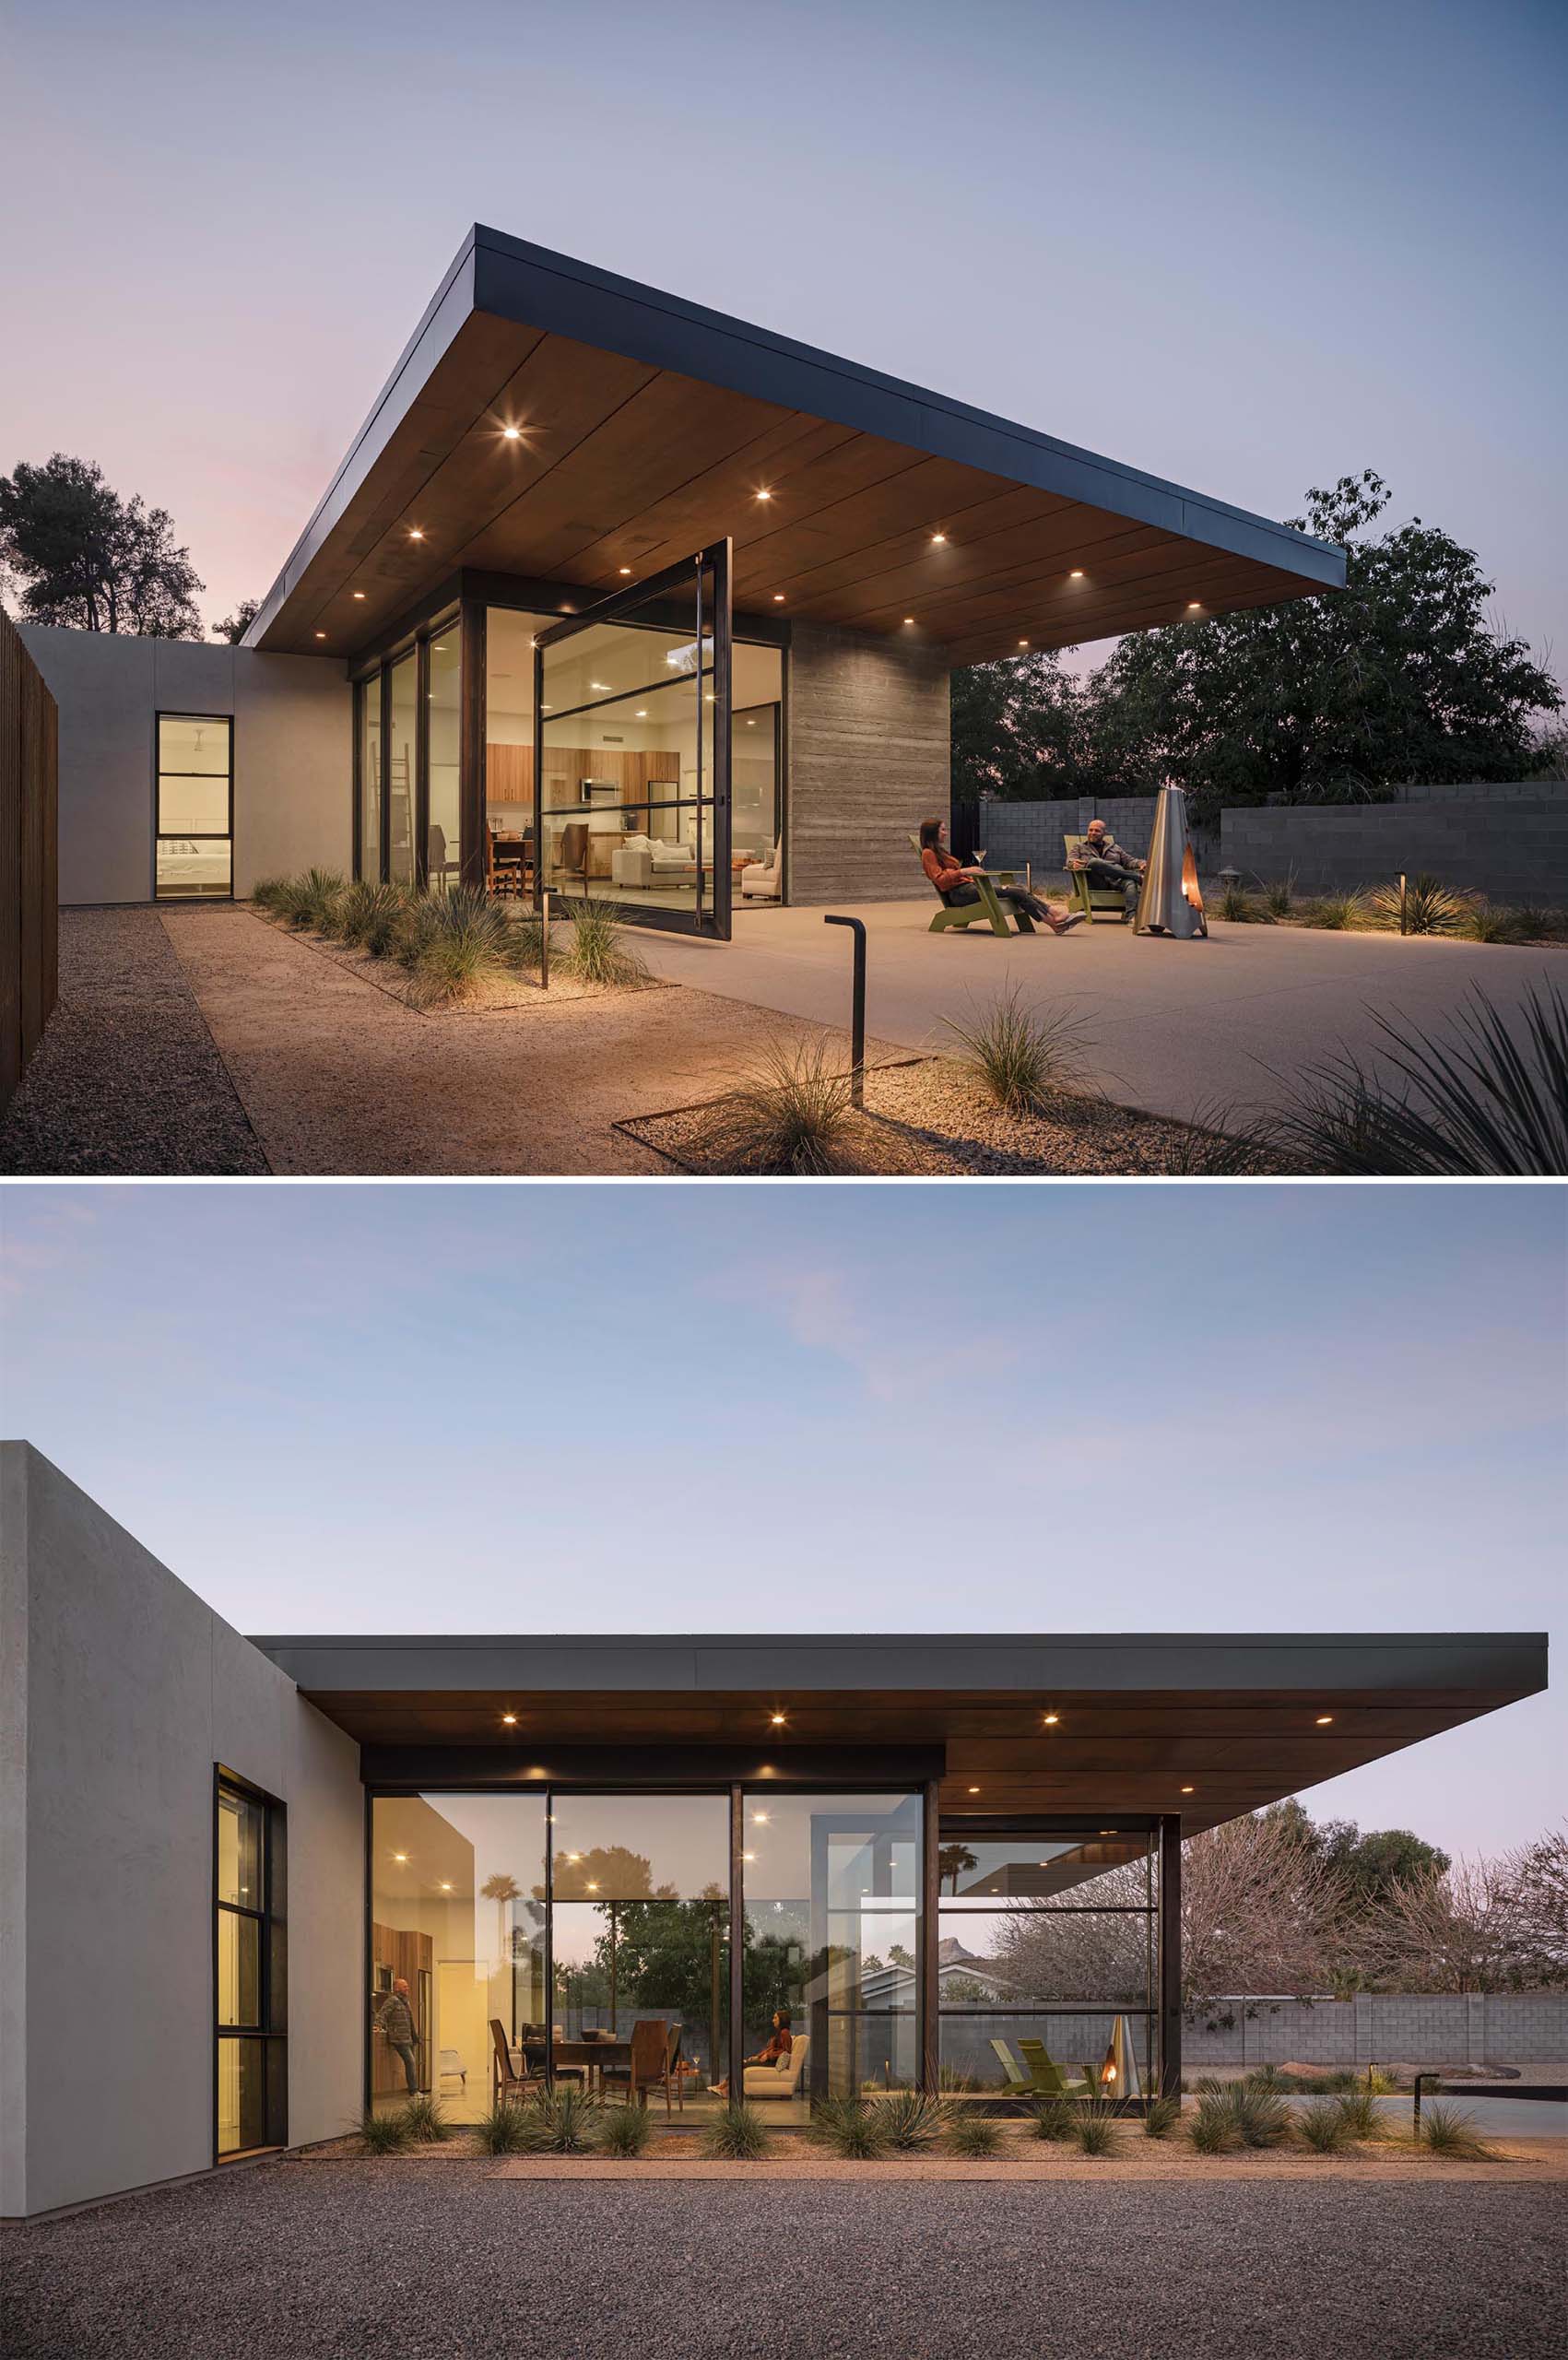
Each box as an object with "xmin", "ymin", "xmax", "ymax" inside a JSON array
[
  {"xmin": 253, "ymin": 230, "xmax": 1344, "ymax": 664},
  {"xmin": 288, "ymin": 1685, "xmax": 1533, "ymax": 1832}
]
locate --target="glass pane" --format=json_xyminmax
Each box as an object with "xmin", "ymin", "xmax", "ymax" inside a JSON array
[
  {"xmin": 427, "ymin": 629, "xmax": 461, "ymax": 886},
  {"xmin": 369, "ymin": 1793, "xmax": 548, "ymax": 2121},
  {"xmin": 216, "ymin": 2037, "xmax": 268, "ymax": 2154},
  {"xmin": 742, "ymin": 1792, "xmax": 922, "ymax": 2108},
  {"xmin": 939, "ymin": 2011, "xmax": 1151, "ymax": 2099},
  {"xmin": 218, "ymin": 1908, "xmax": 261, "ymax": 2026},
  {"xmin": 484, "ymin": 608, "xmax": 555, "ymax": 889},
  {"xmin": 732, "ymin": 651, "xmax": 782, "ymax": 898},
  {"xmin": 387, "ymin": 653, "xmax": 417, "ymax": 886},
  {"xmin": 549, "ymin": 1794, "xmax": 728, "ymax": 1900},
  {"xmin": 157, "ymin": 838, "xmax": 231, "ymax": 898},
  {"xmin": 357, "ymin": 676, "xmax": 382, "ymax": 880},
  {"xmin": 940, "ymin": 1906, "xmax": 1151, "ymax": 2006},
  {"xmin": 217, "ymin": 1787, "xmax": 265, "ymax": 1907},
  {"xmin": 159, "ymin": 714, "xmax": 230, "ymax": 773},
  {"xmin": 158, "ymin": 774, "xmax": 229, "ymax": 835},
  {"xmin": 552, "ymin": 1899, "xmax": 728, "ymax": 2093},
  {"xmin": 937, "ymin": 1836, "xmax": 1152, "ymax": 1903}
]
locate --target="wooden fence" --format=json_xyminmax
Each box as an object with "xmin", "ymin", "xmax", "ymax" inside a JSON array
[{"xmin": 0, "ymin": 609, "xmax": 59, "ymax": 1115}]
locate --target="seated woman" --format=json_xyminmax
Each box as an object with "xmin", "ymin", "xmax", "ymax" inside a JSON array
[
  {"xmin": 711, "ymin": 2008, "xmax": 793, "ymax": 2096},
  {"xmin": 918, "ymin": 818, "xmax": 1080, "ymax": 935}
]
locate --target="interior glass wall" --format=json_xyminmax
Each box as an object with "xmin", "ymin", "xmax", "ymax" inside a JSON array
[
  {"xmin": 386, "ymin": 652, "xmax": 418, "ymax": 886},
  {"xmin": 937, "ymin": 1830, "xmax": 1157, "ymax": 2104},
  {"xmin": 156, "ymin": 714, "xmax": 232, "ymax": 899},
  {"xmin": 741, "ymin": 1791, "xmax": 922, "ymax": 2111},
  {"xmin": 370, "ymin": 1794, "xmax": 548, "ymax": 2120},
  {"xmin": 550, "ymin": 1795, "xmax": 729, "ymax": 2101}
]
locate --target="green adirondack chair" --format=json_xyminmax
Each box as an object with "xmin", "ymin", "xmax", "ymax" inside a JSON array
[
  {"xmin": 1018, "ymin": 2037, "xmax": 1097, "ymax": 2100},
  {"xmin": 989, "ymin": 2037, "xmax": 1033, "ymax": 2090},
  {"xmin": 1065, "ymin": 833, "xmax": 1136, "ymax": 923},
  {"xmin": 910, "ymin": 836, "xmax": 1030, "ymax": 936}
]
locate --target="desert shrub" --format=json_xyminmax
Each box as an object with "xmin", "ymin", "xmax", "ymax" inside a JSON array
[
  {"xmin": 562, "ymin": 897, "xmax": 651, "ymax": 988},
  {"xmin": 474, "ymin": 2101, "xmax": 535, "ymax": 2156},
  {"xmin": 251, "ymin": 876, "xmax": 292, "ymax": 914},
  {"xmin": 400, "ymin": 2092, "xmax": 450, "ymax": 2144},
  {"xmin": 946, "ymin": 985, "xmax": 1091, "ymax": 1115},
  {"xmin": 1217, "ymin": 880, "xmax": 1259, "ymax": 922},
  {"xmin": 513, "ymin": 2086, "xmax": 601, "ymax": 2154},
  {"xmin": 808, "ymin": 2096, "xmax": 889, "ymax": 2159},
  {"xmin": 1465, "ymin": 902, "xmax": 1520, "ymax": 944},
  {"xmin": 1230, "ymin": 2084, "xmax": 1291, "ymax": 2149},
  {"xmin": 278, "ymin": 867, "xmax": 346, "ymax": 930},
  {"xmin": 871, "ymin": 2092, "xmax": 952, "ymax": 2153},
  {"xmin": 1301, "ymin": 890, "xmax": 1369, "ymax": 931},
  {"xmin": 704, "ymin": 1035, "xmax": 861, "ymax": 1175},
  {"xmin": 947, "ymin": 2116, "xmax": 1004, "ymax": 2157},
  {"xmin": 701, "ymin": 2102, "xmax": 773, "ymax": 2161},
  {"xmin": 397, "ymin": 885, "xmax": 517, "ymax": 1006},
  {"xmin": 1418, "ymin": 2103, "xmax": 1493, "ymax": 2159},
  {"xmin": 1269, "ymin": 983, "xmax": 1568, "ymax": 1176},
  {"xmin": 1508, "ymin": 904, "xmax": 1561, "ymax": 943},
  {"xmin": 1297, "ymin": 2099, "xmax": 1350, "ymax": 2154},
  {"xmin": 596, "ymin": 2103, "xmax": 655, "ymax": 2157},
  {"xmin": 1260, "ymin": 870, "xmax": 1297, "ymax": 919},
  {"xmin": 336, "ymin": 879, "xmax": 409, "ymax": 956},
  {"xmin": 1142, "ymin": 2094, "xmax": 1182, "ymax": 2140},
  {"xmin": 1336, "ymin": 2090, "xmax": 1387, "ymax": 2142},
  {"xmin": 1070, "ymin": 2103, "xmax": 1120, "ymax": 2156},
  {"xmin": 1368, "ymin": 872, "xmax": 1472, "ymax": 936},
  {"xmin": 1027, "ymin": 2098, "xmax": 1076, "ymax": 2143},
  {"xmin": 1188, "ymin": 2094, "xmax": 1239, "ymax": 2154},
  {"xmin": 358, "ymin": 2107, "xmax": 411, "ymax": 2154}
]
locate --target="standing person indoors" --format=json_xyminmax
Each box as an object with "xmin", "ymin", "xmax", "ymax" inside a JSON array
[{"xmin": 378, "ymin": 1976, "xmax": 421, "ymax": 2096}]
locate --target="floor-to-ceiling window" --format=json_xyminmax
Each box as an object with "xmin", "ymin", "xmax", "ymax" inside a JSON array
[
  {"xmin": 156, "ymin": 714, "xmax": 232, "ymax": 899},
  {"xmin": 386, "ymin": 651, "xmax": 418, "ymax": 886},
  {"xmin": 352, "ymin": 615, "xmax": 462, "ymax": 889},
  {"xmin": 216, "ymin": 1773, "xmax": 286, "ymax": 2157},
  {"xmin": 370, "ymin": 1794, "xmax": 548, "ymax": 2118},
  {"xmin": 355, "ymin": 675, "xmax": 382, "ymax": 883},
  {"xmin": 936, "ymin": 1828, "xmax": 1158, "ymax": 2102},
  {"xmin": 741, "ymin": 1791, "xmax": 923, "ymax": 2107},
  {"xmin": 427, "ymin": 628, "xmax": 461, "ymax": 886}
]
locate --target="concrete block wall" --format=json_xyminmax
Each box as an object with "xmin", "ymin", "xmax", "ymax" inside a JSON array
[
  {"xmin": 787, "ymin": 622, "xmax": 950, "ymax": 902},
  {"xmin": 18, "ymin": 626, "xmax": 351, "ymax": 905},
  {"xmin": 0, "ymin": 1444, "xmax": 364, "ymax": 2218},
  {"xmin": 1182, "ymin": 1991, "xmax": 1568, "ymax": 2070},
  {"xmin": 1220, "ymin": 788, "xmax": 1568, "ymax": 903},
  {"xmin": 973, "ymin": 796, "xmax": 1188, "ymax": 874}
]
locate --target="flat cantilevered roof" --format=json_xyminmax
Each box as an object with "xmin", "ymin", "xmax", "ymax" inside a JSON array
[
  {"xmin": 248, "ymin": 224, "xmax": 1345, "ymax": 663},
  {"xmin": 247, "ymin": 1628, "xmax": 1545, "ymax": 1830}
]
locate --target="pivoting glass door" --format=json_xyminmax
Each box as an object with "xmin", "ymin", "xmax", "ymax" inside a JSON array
[{"xmin": 533, "ymin": 542, "xmax": 732, "ymax": 938}]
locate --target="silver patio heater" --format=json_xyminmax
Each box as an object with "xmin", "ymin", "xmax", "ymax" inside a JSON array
[{"xmin": 1135, "ymin": 781, "xmax": 1208, "ymax": 938}]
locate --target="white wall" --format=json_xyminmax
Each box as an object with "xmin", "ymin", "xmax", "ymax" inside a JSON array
[
  {"xmin": 0, "ymin": 1444, "xmax": 363, "ymax": 2218},
  {"xmin": 18, "ymin": 628, "xmax": 351, "ymax": 905}
]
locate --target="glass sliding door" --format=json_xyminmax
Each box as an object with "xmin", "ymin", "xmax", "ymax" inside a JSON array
[
  {"xmin": 533, "ymin": 542, "xmax": 732, "ymax": 937},
  {"xmin": 741, "ymin": 1791, "xmax": 923, "ymax": 2109}
]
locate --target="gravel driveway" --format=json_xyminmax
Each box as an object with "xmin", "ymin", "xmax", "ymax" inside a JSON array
[{"xmin": 6, "ymin": 2162, "xmax": 1563, "ymax": 2360}]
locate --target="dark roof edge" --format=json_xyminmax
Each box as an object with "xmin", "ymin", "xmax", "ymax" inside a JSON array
[{"xmin": 248, "ymin": 1629, "xmax": 1547, "ymax": 1652}]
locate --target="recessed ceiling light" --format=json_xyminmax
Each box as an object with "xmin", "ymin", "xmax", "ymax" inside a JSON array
[
  {"xmin": 501, "ymin": 1713, "xmax": 518, "ymax": 1726},
  {"xmin": 1018, "ymin": 639, "xmax": 1030, "ymax": 647},
  {"xmin": 772, "ymin": 593, "xmax": 785, "ymax": 602},
  {"xmin": 636, "ymin": 709, "xmax": 647, "ymax": 717},
  {"xmin": 903, "ymin": 616, "xmax": 915, "ymax": 625},
  {"xmin": 408, "ymin": 528, "xmax": 424, "ymax": 540},
  {"xmin": 1180, "ymin": 1785, "xmax": 1195, "ymax": 1795},
  {"xmin": 770, "ymin": 1713, "xmax": 786, "ymax": 1726},
  {"xmin": 353, "ymin": 591, "xmax": 366, "ymax": 601},
  {"xmin": 314, "ymin": 631, "xmax": 326, "ymax": 640},
  {"xmin": 746, "ymin": 717, "xmax": 756, "ymax": 726},
  {"xmin": 967, "ymin": 1786, "xmax": 980, "ymax": 1795},
  {"xmin": 931, "ymin": 532, "xmax": 947, "ymax": 545},
  {"xmin": 1315, "ymin": 1714, "xmax": 1334, "ymax": 1726},
  {"xmin": 502, "ymin": 426, "xmax": 522, "ymax": 441},
  {"xmin": 393, "ymin": 1852, "xmax": 409, "ymax": 1864},
  {"xmin": 619, "ymin": 567, "xmax": 632, "ymax": 576},
  {"xmin": 590, "ymin": 681, "xmax": 610, "ymax": 692},
  {"xmin": 586, "ymin": 1880, "xmax": 599, "ymax": 1892},
  {"xmin": 751, "ymin": 1811, "xmax": 770, "ymax": 1823},
  {"xmin": 755, "ymin": 489, "xmax": 772, "ymax": 502},
  {"xmin": 438, "ymin": 1882, "xmax": 453, "ymax": 1892},
  {"xmin": 1069, "ymin": 569, "xmax": 1084, "ymax": 579},
  {"xmin": 742, "ymin": 1852, "xmax": 756, "ymax": 1862},
  {"xmin": 1187, "ymin": 601, "xmax": 1202, "ymax": 610},
  {"xmin": 1043, "ymin": 1712, "xmax": 1059, "ymax": 1726}
]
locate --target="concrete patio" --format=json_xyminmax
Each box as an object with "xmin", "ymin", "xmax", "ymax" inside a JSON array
[{"xmin": 648, "ymin": 900, "xmax": 1568, "ymax": 1126}]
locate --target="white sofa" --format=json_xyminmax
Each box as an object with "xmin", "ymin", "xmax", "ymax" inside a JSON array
[
  {"xmin": 742, "ymin": 2034, "xmax": 810, "ymax": 2100},
  {"xmin": 740, "ymin": 839, "xmax": 783, "ymax": 899},
  {"xmin": 611, "ymin": 834, "xmax": 697, "ymax": 888}
]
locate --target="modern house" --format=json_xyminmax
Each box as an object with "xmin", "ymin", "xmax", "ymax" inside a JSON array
[
  {"xmin": 21, "ymin": 225, "xmax": 1345, "ymax": 933},
  {"xmin": 1, "ymin": 1443, "xmax": 1546, "ymax": 2218}
]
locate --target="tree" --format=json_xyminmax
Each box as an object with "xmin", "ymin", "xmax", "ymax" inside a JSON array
[
  {"xmin": 213, "ymin": 597, "xmax": 261, "ymax": 644},
  {"xmin": 1178, "ymin": 1811, "xmax": 1351, "ymax": 2007},
  {"xmin": 1499, "ymin": 1823, "xmax": 1568, "ymax": 1988},
  {"xmin": 950, "ymin": 471, "xmax": 1562, "ymax": 820},
  {"xmin": 1351, "ymin": 1855, "xmax": 1526, "ymax": 1993},
  {"xmin": 0, "ymin": 454, "xmax": 204, "ymax": 637},
  {"xmin": 1263, "ymin": 1799, "xmax": 1449, "ymax": 1908},
  {"xmin": 937, "ymin": 1843, "xmax": 978, "ymax": 1895}
]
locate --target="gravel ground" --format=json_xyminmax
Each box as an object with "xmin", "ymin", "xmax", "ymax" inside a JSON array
[
  {"xmin": 0, "ymin": 909, "xmax": 268, "ymax": 1175},
  {"xmin": 624, "ymin": 1056, "xmax": 1276, "ymax": 1174},
  {"xmin": 6, "ymin": 2162, "xmax": 1563, "ymax": 2360}
]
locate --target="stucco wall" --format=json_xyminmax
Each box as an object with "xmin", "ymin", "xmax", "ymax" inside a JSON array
[
  {"xmin": 0, "ymin": 1444, "xmax": 363, "ymax": 2218},
  {"xmin": 787, "ymin": 624, "xmax": 950, "ymax": 902},
  {"xmin": 17, "ymin": 628, "xmax": 350, "ymax": 906}
]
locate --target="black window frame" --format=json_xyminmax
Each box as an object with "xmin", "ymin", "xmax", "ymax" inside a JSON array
[
  {"xmin": 155, "ymin": 710, "xmax": 234, "ymax": 903},
  {"xmin": 350, "ymin": 605, "xmax": 461, "ymax": 889},
  {"xmin": 214, "ymin": 1767, "xmax": 287, "ymax": 2161}
]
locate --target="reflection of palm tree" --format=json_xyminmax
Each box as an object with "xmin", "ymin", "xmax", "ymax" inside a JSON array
[
  {"xmin": 480, "ymin": 1873, "xmax": 521, "ymax": 1981},
  {"xmin": 938, "ymin": 1844, "xmax": 978, "ymax": 1895}
]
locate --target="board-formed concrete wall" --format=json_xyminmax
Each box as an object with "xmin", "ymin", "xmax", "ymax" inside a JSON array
[
  {"xmin": 18, "ymin": 627, "xmax": 350, "ymax": 906},
  {"xmin": 1219, "ymin": 787, "xmax": 1568, "ymax": 903},
  {"xmin": 0, "ymin": 1444, "xmax": 363, "ymax": 2218},
  {"xmin": 1183, "ymin": 1990, "xmax": 1568, "ymax": 2070},
  {"xmin": 787, "ymin": 623, "xmax": 950, "ymax": 902}
]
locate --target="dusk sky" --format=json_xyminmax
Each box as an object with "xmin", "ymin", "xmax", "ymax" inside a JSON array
[
  {"xmin": 5, "ymin": 0, "xmax": 1564, "ymax": 689},
  {"xmin": 2, "ymin": 1181, "xmax": 1561, "ymax": 1859}
]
